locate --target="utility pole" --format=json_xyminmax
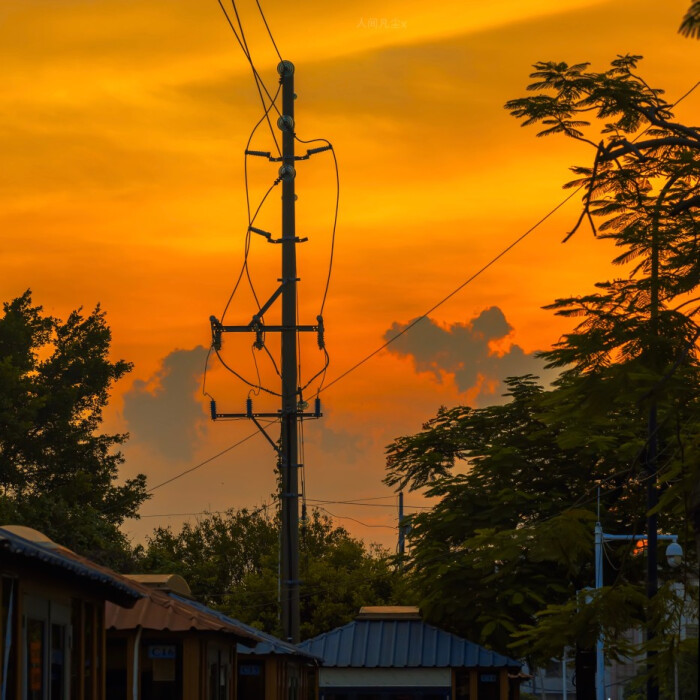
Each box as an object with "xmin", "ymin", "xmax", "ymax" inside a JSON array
[
  {"xmin": 209, "ymin": 60, "xmax": 326, "ymax": 644},
  {"xmin": 593, "ymin": 523, "xmax": 681, "ymax": 700},
  {"xmin": 398, "ymin": 491, "xmax": 405, "ymax": 569},
  {"xmin": 278, "ymin": 58, "xmax": 300, "ymax": 644},
  {"xmin": 646, "ymin": 402, "xmax": 659, "ymax": 700}
]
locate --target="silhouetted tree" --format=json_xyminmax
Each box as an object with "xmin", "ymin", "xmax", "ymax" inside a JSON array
[
  {"xmin": 0, "ymin": 291, "xmax": 147, "ymax": 565},
  {"xmin": 138, "ymin": 507, "xmax": 401, "ymax": 639},
  {"xmin": 383, "ymin": 58, "xmax": 699, "ymax": 697},
  {"xmin": 680, "ymin": 1, "xmax": 700, "ymax": 37}
]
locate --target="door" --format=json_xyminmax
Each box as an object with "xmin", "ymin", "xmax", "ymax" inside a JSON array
[{"xmin": 23, "ymin": 595, "xmax": 71, "ymax": 700}]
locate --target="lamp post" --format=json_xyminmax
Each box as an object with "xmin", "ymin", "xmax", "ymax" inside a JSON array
[{"xmin": 593, "ymin": 523, "xmax": 683, "ymax": 700}]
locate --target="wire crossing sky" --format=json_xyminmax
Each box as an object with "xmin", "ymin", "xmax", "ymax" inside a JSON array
[{"xmin": 1, "ymin": 0, "xmax": 698, "ymax": 547}]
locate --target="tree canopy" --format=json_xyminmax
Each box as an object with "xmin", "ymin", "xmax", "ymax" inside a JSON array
[
  {"xmin": 680, "ymin": 1, "xmax": 700, "ymax": 37},
  {"xmin": 384, "ymin": 58, "xmax": 699, "ymax": 695},
  {"xmin": 0, "ymin": 291, "xmax": 148, "ymax": 565},
  {"xmin": 137, "ymin": 507, "xmax": 402, "ymax": 640}
]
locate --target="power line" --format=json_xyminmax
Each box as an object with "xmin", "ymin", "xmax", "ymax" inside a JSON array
[
  {"xmin": 314, "ymin": 506, "xmax": 396, "ymax": 530},
  {"xmin": 254, "ymin": 0, "xmax": 283, "ymax": 63},
  {"xmin": 136, "ymin": 501, "xmax": 275, "ymax": 520},
  {"xmin": 145, "ymin": 423, "xmax": 276, "ymax": 495},
  {"xmin": 140, "ymin": 79, "xmax": 700, "ymax": 520},
  {"xmin": 319, "ymin": 187, "xmax": 582, "ymax": 394},
  {"xmin": 215, "ymin": 0, "xmax": 282, "ymax": 153},
  {"xmin": 136, "ymin": 499, "xmax": 430, "ymax": 519},
  {"xmin": 318, "ymin": 79, "xmax": 700, "ymax": 395},
  {"xmin": 306, "ymin": 497, "xmax": 430, "ymax": 509}
]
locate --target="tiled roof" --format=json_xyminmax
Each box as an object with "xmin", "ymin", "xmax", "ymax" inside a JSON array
[
  {"xmin": 105, "ymin": 589, "xmax": 263, "ymax": 646},
  {"xmin": 169, "ymin": 595, "xmax": 319, "ymax": 662},
  {"xmin": 0, "ymin": 526, "xmax": 143, "ymax": 606},
  {"xmin": 297, "ymin": 619, "xmax": 522, "ymax": 669}
]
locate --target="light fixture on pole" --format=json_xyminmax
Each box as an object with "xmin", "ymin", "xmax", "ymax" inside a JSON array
[{"xmin": 593, "ymin": 523, "xmax": 682, "ymax": 700}]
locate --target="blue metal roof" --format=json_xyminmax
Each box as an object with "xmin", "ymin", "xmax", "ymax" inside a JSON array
[
  {"xmin": 297, "ymin": 619, "xmax": 521, "ymax": 669},
  {"xmin": 169, "ymin": 594, "xmax": 319, "ymax": 661},
  {"xmin": 0, "ymin": 527, "xmax": 143, "ymax": 604}
]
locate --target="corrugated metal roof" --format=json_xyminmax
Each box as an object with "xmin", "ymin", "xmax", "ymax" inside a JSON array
[
  {"xmin": 297, "ymin": 619, "xmax": 522, "ymax": 669},
  {"xmin": 125, "ymin": 574, "xmax": 192, "ymax": 597},
  {"xmin": 169, "ymin": 595, "xmax": 319, "ymax": 662},
  {"xmin": 105, "ymin": 589, "xmax": 263, "ymax": 646},
  {"xmin": 0, "ymin": 526, "xmax": 143, "ymax": 606}
]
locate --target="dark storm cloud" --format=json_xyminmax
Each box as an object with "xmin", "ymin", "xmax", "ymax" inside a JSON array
[
  {"xmin": 123, "ymin": 346, "xmax": 208, "ymax": 460},
  {"xmin": 384, "ymin": 307, "xmax": 553, "ymax": 404}
]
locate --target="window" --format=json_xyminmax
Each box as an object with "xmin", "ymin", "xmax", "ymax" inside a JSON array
[
  {"xmin": 50, "ymin": 622, "xmax": 67, "ymax": 700},
  {"xmin": 26, "ymin": 618, "xmax": 45, "ymax": 700},
  {"xmin": 206, "ymin": 644, "xmax": 231, "ymax": 700},
  {"xmin": 238, "ymin": 660, "xmax": 264, "ymax": 699},
  {"xmin": 140, "ymin": 641, "xmax": 182, "ymax": 700},
  {"xmin": 1, "ymin": 577, "xmax": 18, "ymax": 700}
]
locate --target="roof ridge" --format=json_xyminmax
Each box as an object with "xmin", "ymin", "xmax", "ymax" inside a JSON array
[{"xmin": 295, "ymin": 616, "xmax": 522, "ymax": 669}]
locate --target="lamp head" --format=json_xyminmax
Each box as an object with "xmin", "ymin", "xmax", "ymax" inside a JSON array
[{"xmin": 665, "ymin": 541, "xmax": 683, "ymax": 568}]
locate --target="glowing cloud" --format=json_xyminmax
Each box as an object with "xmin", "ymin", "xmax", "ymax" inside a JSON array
[
  {"xmin": 123, "ymin": 346, "xmax": 209, "ymax": 460},
  {"xmin": 384, "ymin": 307, "xmax": 554, "ymax": 404}
]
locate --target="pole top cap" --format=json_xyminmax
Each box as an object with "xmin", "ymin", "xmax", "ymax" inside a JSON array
[{"xmin": 277, "ymin": 60, "xmax": 295, "ymax": 76}]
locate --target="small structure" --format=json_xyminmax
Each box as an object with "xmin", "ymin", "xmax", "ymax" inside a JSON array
[
  {"xmin": 297, "ymin": 606, "xmax": 523, "ymax": 700},
  {"xmin": 105, "ymin": 575, "xmax": 264, "ymax": 700},
  {"xmin": 168, "ymin": 595, "xmax": 320, "ymax": 700},
  {"xmin": 0, "ymin": 525, "xmax": 143, "ymax": 700}
]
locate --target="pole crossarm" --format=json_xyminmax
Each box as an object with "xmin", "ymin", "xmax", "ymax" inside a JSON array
[
  {"xmin": 602, "ymin": 533, "xmax": 678, "ymax": 542},
  {"xmin": 245, "ymin": 144, "xmax": 332, "ymax": 162},
  {"xmin": 218, "ymin": 325, "xmax": 319, "ymax": 333},
  {"xmin": 213, "ymin": 412, "xmax": 322, "ymax": 418}
]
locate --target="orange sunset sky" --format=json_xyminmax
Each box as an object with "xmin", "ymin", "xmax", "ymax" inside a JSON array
[{"xmin": 2, "ymin": 0, "xmax": 698, "ymax": 549}]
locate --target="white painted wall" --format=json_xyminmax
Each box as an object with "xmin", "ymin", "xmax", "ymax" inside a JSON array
[{"xmin": 319, "ymin": 668, "xmax": 451, "ymax": 688}]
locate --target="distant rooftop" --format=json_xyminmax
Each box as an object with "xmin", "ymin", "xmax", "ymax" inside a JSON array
[
  {"xmin": 357, "ymin": 606, "xmax": 421, "ymax": 620},
  {"xmin": 298, "ymin": 611, "xmax": 522, "ymax": 670}
]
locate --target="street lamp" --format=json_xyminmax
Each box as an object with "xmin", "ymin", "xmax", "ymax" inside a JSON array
[
  {"xmin": 665, "ymin": 541, "xmax": 683, "ymax": 569},
  {"xmin": 594, "ymin": 523, "xmax": 682, "ymax": 700}
]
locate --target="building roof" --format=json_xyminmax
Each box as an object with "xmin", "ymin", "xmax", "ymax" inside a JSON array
[
  {"xmin": 105, "ymin": 589, "xmax": 264, "ymax": 646},
  {"xmin": 168, "ymin": 595, "xmax": 319, "ymax": 662},
  {"xmin": 357, "ymin": 606, "xmax": 421, "ymax": 620},
  {"xmin": 0, "ymin": 526, "xmax": 143, "ymax": 607},
  {"xmin": 297, "ymin": 618, "xmax": 522, "ymax": 670},
  {"xmin": 125, "ymin": 574, "xmax": 192, "ymax": 597}
]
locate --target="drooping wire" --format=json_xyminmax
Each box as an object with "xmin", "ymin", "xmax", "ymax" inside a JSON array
[
  {"xmin": 294, "ymin": 135, "xmax": 340, "ymax": 318},
  {"xmin": 220, "ymin": 177, "xmax": 282, "ymax": 324},
  {"xmin": 250, "ymin": 342, "xmax": 262, "ymax": 397},
  {"xmin": 315, "ymin": 506, "xmax": 396, "ymax": 530},
  {"xmin": 215, "ymin": 347, "xmax": 281, "ymax": 397},
  {"xmin": 238, "ymin": 79, "xmax": 284, "ymax": 316},
  {"xmin": 243, "ymin": 80, "xmax": 282, "ymax": 310},
  {"xmin": 301, "ymin": 348, "xmax": 330, "ymax": 393},
  {"xmin": 202, "ymin": 345, "xmax": 214, "ymax": 400}
]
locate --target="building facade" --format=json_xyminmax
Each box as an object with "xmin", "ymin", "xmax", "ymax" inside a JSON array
[
  {"xmin": 297, "ymin": 607, "xmax": 523, "ymax": 700},
  {"xmin": 0, "ymin": 525, "xmax": 143, "ymax": 700}
]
